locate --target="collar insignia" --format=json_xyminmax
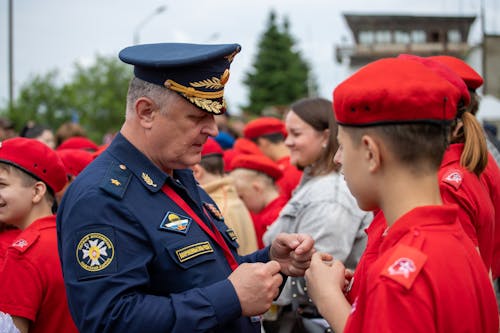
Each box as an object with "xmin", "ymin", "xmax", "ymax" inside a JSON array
[
  {"xmin": 142, "ymin": 172, "xmax": 157, "ymax": 187},
  {"xmin": 203, "ymin": 202, "xmax": 224, "ymax": 221},
  {"xmin": 159, "ymin": 211, "xmax": 192, "ymax": 234}
]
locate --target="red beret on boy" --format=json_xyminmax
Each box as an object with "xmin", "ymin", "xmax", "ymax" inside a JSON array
[
  {"xmin": 428, "ymin": 55, "xmax": 483, "ymax": 90},
  {"xmin": 233, "ymin": 138, "xmax": 263, "ymax": 156},
  {"xmin": 0, "ymin": 137, "xmax": 67, "ymax": 193},
  {"xmin": 57, "ymin": 136, "xmax": 99, "ymax": 152},
  {"xmin": 201, "ymin": 137, "xmax": 224, "ymax": 157},
  {"xmin": 56, "ymin": 149, "xmax": 93, "ymax": 177},
  {"xmin": 243, "ymin": 117, "xmax": 287, "ymax": 140},
  {"xmin": 333, "ymin": 58, "xmax": 462, "ymax": 126},
  {"xmin": 231, "ymin": 154, "xmax": 283, "ymax": 180}
]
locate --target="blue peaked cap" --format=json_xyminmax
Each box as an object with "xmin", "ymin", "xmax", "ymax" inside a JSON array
[{"xmin": 119, "ymin": 43, "xmax": 241, "ymax": 114}]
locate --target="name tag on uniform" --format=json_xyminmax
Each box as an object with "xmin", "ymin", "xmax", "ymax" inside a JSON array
[{"xmin": 175, "ymin": 241, "xmax": 214, "ymax": 262}]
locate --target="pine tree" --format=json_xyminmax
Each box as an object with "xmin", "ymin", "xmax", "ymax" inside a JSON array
[{"xmin": 243, "ymin": 10, "xmax": 316, "ymax": 116}]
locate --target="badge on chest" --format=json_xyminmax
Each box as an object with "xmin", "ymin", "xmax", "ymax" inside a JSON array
[{"xmin": 159, "ymin": 211, "xmax": 192, "ymax": 234}]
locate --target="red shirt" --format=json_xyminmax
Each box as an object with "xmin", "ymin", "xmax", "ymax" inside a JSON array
[
  {"xmin": 345, "ymin": 210, "xmax": 386, "ymax": 304},
  {"xmin": 344, "ymin": 205, "xmax": 499, "ymax": 333},
  {"xmin": 251, "ymin": 195, "xmax": 288, "ymax": 248},
  {"xmin": 481, "ymin": 153, "xmax": 500, "ymax": 278},
  {"xmin": 0, "ymin": 215, "xmax": 78, "ymax": 333},
  {"xmin": 0, "ymin": 228, "xmax": 21, "ymax": 266},
  {"xmin": 275, "ymin": 156, "xmax": 302, "ymax": 201},
  {"xmin": 438, "ymin": 143, "xmax": 495, "ymax": 270}
]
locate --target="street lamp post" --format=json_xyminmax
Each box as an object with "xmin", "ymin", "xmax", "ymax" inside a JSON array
[
  {"xmin": 133, "ymin": 5, "xmax": 166, "ymax": 45},
  {"xmin": 8, "ymin": 0, "xmax": 14, "ymax": 113}
]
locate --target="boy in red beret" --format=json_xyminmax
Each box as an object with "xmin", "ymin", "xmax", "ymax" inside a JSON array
[
  {"xmin": 304, "ymin": 58, "xmax": 499, "ymax": 332},
  {"xmin": 230, "ymin": 154, "xmax": 287, "ymax": 249},
  {"xmin": 243, "ymin": 117, "xmax": 302, "ymax": 200},
  {"xmin": 192, "ymin": 138, "xmax": 259, "ymax": 255},
  {"xmin": 0, "ymin": 138, "xmax": 78, "ymax": 333}
]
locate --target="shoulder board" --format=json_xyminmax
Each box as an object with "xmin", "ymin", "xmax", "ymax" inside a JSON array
[
  {"xmin": 99, "ymin": 161, "xmax": 132, "ymax": 199},
  {"xmin": 380, "ymin": 244, "xmax": 427, "ymax": 290},
  {"xmin": 9, "ymin": 230, "xmax": 40, "ymax": 254},
  {"xmin": 441, "ymin": 168, "xmax": 463, "ymax": 191}
]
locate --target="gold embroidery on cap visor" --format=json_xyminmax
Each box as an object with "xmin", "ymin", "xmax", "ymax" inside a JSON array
[{"xmin": 164, "ymin": 69, "xmax": 230, "ymax": 114}]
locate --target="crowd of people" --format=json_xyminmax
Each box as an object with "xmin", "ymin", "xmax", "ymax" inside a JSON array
[{"xmin": 0, "ymin": 41, "xmax": 498, "ymax": 333}]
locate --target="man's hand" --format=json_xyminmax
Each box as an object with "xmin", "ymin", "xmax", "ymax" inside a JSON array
[
  {"xmin": 269, "ymin": 233, "xmax": 315, "ymax": 277},
  {"xmin": 228, "ymin": 261, "xmax": 283, "ymax": 316}
]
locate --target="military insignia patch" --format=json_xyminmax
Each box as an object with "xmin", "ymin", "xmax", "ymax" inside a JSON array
[
  {"xmin": 160, "ymin": 211, "xmax": 192, "ymax": 234},
  {"xmin": 76, "ymin": 233, "xmax": 115, "ymax": 272},
  {"xmin": 176, "ymin": 241, "xmax": 213, "ymax": 262},
  {"xmin": 203, "ymin": 202, "xmax": 224, "ymax": 221},
  {"xmin": 226, "ymin": 228, "xmax": 238, "ymax": 241},
  {"xmin": 442, "ymin": 169, "xmax": 463, "ymax": 190}
]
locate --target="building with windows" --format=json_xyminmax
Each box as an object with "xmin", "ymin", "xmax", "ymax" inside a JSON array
[{"xmin": 336, "ymin": 14, "xmax": 476, "ymax": 67}]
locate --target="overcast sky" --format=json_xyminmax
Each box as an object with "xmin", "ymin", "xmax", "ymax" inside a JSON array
[{"xmin": 0, "ymin": 0, "xmax": 497, "ymax": 115}]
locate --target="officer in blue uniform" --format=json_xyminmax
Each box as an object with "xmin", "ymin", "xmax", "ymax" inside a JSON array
[{"xmin": 57, "ymin": 43, "xmax": 315, "ymax": 333}]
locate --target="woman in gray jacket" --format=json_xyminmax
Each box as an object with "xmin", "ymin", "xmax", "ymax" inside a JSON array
[{"xmin": 262, "ymin": 97, "xmax": 372, "ymax": 333}]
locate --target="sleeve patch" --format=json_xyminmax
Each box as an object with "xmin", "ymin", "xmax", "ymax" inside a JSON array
[
  {"xmin": 441, "ymin": 168, "xmax": 463, "ymax": 190},
  {"xmin": 75, "ymin": 226, "xmax": 117, "ymax": 280},
  {"xmin": 381, "ymin": 244, "xmax": 427, "ymax": 290}
]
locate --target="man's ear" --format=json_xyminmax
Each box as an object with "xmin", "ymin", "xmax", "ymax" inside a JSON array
[
  {"xmin": 135, "ymin": 97, "xmax": 157, "ymax": 129},
  {"xmin": 361, "ymin": 135, "xmax": 382, "ymax": 173}
]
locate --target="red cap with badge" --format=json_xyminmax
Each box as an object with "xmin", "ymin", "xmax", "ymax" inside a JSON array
[
  {"xmin": 230, "ymin": 154, "xmax": 283, "ymax": 180},
  {"xmin": 427, "ymin": 55, "xmax": 483, "ymax": 91},
  {"xmin": 201, "ymin": 137, "xmax": 224, "ymax": 157},
  {"xmin": 243, "ymin": 117, "xmax": 287, "ymax": 140},
  {"xmin": 57, "ymin": 136, "xmax": 99, "ymax": 152},
  {"xmin": 0, "ymin": 137, "xmax": 67, "ymax": 193},
  {"xmin": 56, "ymin": 149, "xmax": 93, "ymax": 177},
  {"xmin": 333, "ymin": 58, "xmax": 462, "ymax": 126}
]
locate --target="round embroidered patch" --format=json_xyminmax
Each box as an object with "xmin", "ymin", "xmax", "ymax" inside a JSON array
[{"xmin": 76, "ymin": 233, "xmax": 115, "ymax": 272}]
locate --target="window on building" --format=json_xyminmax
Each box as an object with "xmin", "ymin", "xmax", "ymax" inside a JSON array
[
  {"xmin": 448, "ymin": 29, "xmax": 462, "ymax": 43},
  {"xmin": 359, "ymin": 31, "xmax": 374, "ymax": 44},
  {"xmin": 395, "ymin": 31, "xmax": 411, "ymax": 44},
  {"xmin": 411, "ymin": 30, "xmax": 426, "ymax": 43},
  {"xmin": 375, "ymin": 30, "xmax": 391, "ymax": 43}
]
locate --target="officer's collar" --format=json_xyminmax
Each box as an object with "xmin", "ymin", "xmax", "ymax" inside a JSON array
[{"xmin": 107, "ymin": 132, "xmax": 168, "ymax": 193}]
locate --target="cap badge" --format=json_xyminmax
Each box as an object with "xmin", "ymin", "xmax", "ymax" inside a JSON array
[
  {"xmin": 159, "ymin": 211, "xmax": 192, "ymax": 234},
  {"xmin": 142, "ymin": 172, "xmax": 157, "ymax": 187},
  {"xmin": 77, "ymin": 233, "xmax": 115, "ymax": 272}
]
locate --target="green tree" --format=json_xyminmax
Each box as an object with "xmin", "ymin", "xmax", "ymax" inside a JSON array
[
  {"xmin": 243, "ymin": 10, "xmax": 316, "ymax": 116},
  {"xmin": 2, "ymin": 55, "xmax": 131, "ymax": 143}
]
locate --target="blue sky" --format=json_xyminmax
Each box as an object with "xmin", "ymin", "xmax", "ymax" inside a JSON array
[{"xmin": 0, "ymin": 0, "xmax": 496, "ymax": 114}]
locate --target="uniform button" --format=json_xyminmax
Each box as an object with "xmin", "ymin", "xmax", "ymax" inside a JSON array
[
  {"xmin": 292, "ymin": 293, "xmax": 297, "ymax": 298},
  {"xmin": 119, "ymin": 164, "xmax": 126, "ymax": 170},
  {"xmin": 291, "ymin": 280, "xmax": 296, "ymax": 285},
  {"xmin": 303, "ymin": 286, "xmax": 307, "ymax": 291}
]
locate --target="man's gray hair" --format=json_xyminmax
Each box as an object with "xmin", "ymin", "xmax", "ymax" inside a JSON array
[{"xmin": 125, "ymin": 77, "xmax": 176, "ymax": 116}]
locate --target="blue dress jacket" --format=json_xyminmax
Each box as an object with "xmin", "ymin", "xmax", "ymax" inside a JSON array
[{"xmin": 57, "ymin": 132, "xmax": 270, "ymax": 333}]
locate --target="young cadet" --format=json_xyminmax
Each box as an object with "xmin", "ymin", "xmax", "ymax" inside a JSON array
[
  {"xmin": 243, "ymin": 117, "xmax": 302, "ymax": 200},
  {"xmin": 304, "ymin": 57, "xmax": 499, "ymax": 333},
  {"xmin": 0, "ymin": 137, "xmax": 77, "ymax": 333},
  {"xmin": 192, "ymin": 137, "xmax": 259, "ymax": 255},
  {"xmin": 429, "ymin": 55, "xmax": 500, "ymax": 281},
  {"xmin": 57, "ymin": 43, "xmax": 315, "ymax": 333},
  {"xmin": 230, "ymin": 153, "xmax": 288, "ymax": 249}
]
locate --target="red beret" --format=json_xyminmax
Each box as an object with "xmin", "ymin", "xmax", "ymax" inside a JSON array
[
  {"xmin": 398, "ymin": 54, "xmax": 470, "ymax": 106},
  {"xmin": 333, "ymin": 58, "xmax": 462, "ymax": 126},
  {"xmin": 230, "ymin": 154, "xmax": 283, "ymax": 180},
  {"xmin": 57, "ymin": 136, "xmax": 99, "ymax": 152},
  {"xmin": 223, "ymin": 149, "xmax": 238, "ymax": 172},
  {"xmin": 243, "ymin": 117, "xmax": 287, "ymax": 140},
  {"xmin": 201, "ymin": 137, "xmax": 223, "ymax": 157},
  {"xmin": 56, "ymin": 149, "xmax": 93, "ymax": 177},
  {"xmin": 0, "ymin": 137, "xmax": 67, "ymax": 193},
  {"xmin": 428, "ymin": 55, "xmax": 483, "ymax": 91},
  {"xmin": 233, "ymin": 138, "xmax": 263, "ymax": 156}
]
